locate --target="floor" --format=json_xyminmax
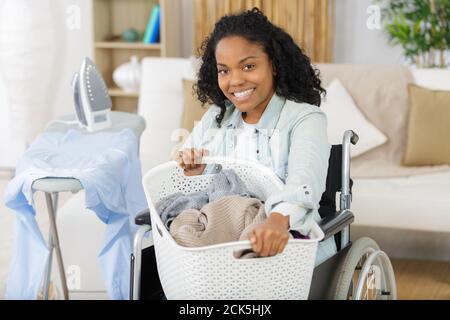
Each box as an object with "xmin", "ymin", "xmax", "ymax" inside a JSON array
[
  {"xmin": 391, "ymin": 258, "xmax": 450, "ymax": 300},
  {"xmin": 0, "ymin": 172, "xmax": 449, "ymax": 300}
]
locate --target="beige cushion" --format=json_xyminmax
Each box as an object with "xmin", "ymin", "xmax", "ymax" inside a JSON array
[
  {"xmin": 403, "ymin": 84, "xmax": 450, "ymax": 166},
  {"xmin": 181, "ymin": 79, "xmax": 209, "ymax": 132},
  {"xmin": 317, "ymin": 64, "xmax": 449, "ymax": 177}
]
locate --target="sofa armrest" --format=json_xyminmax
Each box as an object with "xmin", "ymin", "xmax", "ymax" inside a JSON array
[
  {"xmin": 319, "ymin": 210, "xmax": 354, "ymax": 241},
  {"xmin": 135, "ymin": 208, "xmax": 151, "ymax": 226}
]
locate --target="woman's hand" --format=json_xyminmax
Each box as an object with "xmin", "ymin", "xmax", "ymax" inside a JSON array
[
  {"xmin": 174, "ymin": 148, "xmax": 209, "ymax": 176},
  {"xmin": 249, "ymin": 212, "xmax": 290, "ymax": 257}
]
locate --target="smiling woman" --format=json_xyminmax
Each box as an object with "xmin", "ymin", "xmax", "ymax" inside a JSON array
[
  {"xmin": 142, "ymin": 8, "xmax": 333, "ymax": 300},
  {"xmin": 178, "ymin": 7, "xmax": 331, "ymax": 259}
]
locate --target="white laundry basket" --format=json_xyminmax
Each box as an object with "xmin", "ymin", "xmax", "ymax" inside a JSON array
[{"xmin": 142, "ymin": 157, "xmax": 324, "ymax": 300}]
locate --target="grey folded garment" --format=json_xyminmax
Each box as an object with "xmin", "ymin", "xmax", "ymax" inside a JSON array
[{"xmin": 156, "ymin": 169, "xmax": 257, "ymax": 228}]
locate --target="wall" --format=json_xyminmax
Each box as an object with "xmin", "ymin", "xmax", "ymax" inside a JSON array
[
  {"xmin": 333, "ymin": 0, "xmax": 404, "ymax": 64},
  {"xmin": 51, "ymin": 0, "xmax": 94, "ymax": 120},
  {"xmin": 181, "ymin": 0, "xmax": 195, "ymax": 57}
]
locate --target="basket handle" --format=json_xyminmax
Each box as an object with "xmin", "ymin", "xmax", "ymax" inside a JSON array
[
  {"xmin": 224, "ymin": 240, "xmax": 254, "ymax": 252},
  {"xmin": 201, "ymin": 156, "xmax": 279, "ymax": 169},
  {"xmin": 200, "ymin": 156, "xmax": 284, "ymax": 185},
  {"xmin": 223, "ymin": 240, "xmax": 257, "ymax": 260},
  {"xmin": 222, "ymin": 240, "xmax": 292, "ymax": 261}
]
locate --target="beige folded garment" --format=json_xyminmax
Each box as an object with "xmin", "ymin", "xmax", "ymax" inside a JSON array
[{"xmin": 169, "ymin": 195, "xmax": 267, "ymax": 248}]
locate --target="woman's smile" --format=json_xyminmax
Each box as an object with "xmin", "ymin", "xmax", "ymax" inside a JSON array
[{"xmin": 232, "ymin": 88, "xmax": 255, "ymax": 102}]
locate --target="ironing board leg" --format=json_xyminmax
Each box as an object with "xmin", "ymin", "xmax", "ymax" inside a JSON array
[
  {"xmin": 42, "ymin": 204, "xmax": 54, "ymax": 299},
  {"xmin": 43, "ymin": 192, "xmax": 69, "ymax": 300},
  {"xmin": 42, "ymin": 192, "xmax": 58, "ymax": 299}
]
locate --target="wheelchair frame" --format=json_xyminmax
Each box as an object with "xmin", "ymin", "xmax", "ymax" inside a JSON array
[{"xmin": 130, "ymin": 130, "xmax": 397, "ymax": 300}]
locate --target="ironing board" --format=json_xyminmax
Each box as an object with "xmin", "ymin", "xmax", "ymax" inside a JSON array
[{"xmin": 32, "ymin": 111, "xmax": 146, "ymax": 300}]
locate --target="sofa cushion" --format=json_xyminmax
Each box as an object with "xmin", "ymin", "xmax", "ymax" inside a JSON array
[
  {"xmin": 352, "ymin": 171, "xmax": 450, "ymax": 232},
  {"xmin": 180, "ymin": 79, "xmax": 209, "ymax": 132},
  {"xmin": 317, "ymin": 64, "xmax": 450, "ymax": 177},
  {"xmin": 321, "ymin": 79, "xmax": 387, "ymax": 157},
  {"xmin": 403, "ymin": 84, "xmax": 450, "ymax": 166}
]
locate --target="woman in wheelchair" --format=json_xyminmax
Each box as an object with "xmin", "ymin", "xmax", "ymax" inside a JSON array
[
  {"xmin": 139, "ymin": 8, "xmax": 396, "ymax": 300},
  {"xmin": 176, "ymin": 7, "xmax": 330, "ymax": 257}
]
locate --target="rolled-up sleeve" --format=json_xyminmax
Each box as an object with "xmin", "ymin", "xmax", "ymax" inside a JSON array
[{"xmin": 265, "ymin": 111, "xmax": 330, "ymax": 229}]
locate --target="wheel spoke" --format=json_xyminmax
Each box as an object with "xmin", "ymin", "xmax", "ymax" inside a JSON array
[{"xmin": 334, "ymin": 238, "xmax": 397, "ymax": 300}]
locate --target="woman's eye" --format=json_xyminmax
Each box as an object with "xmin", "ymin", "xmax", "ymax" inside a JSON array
[
  {"xmin": 218, "ymin": 69, "xmax": 228, "ymax": 75},
  {"xmin": 243, "ymin": 64, "xmax": 255, "ymax": 71}
]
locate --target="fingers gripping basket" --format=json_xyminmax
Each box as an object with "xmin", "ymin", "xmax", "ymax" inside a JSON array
[{"xmin": 142, "ymin": 157, "xmax": 324, "ymax": 300}]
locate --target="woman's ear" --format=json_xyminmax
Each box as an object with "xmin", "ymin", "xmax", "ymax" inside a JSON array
[{"xmin": 272, "ymin": 63, "xmax": 277, "ymax": 76}]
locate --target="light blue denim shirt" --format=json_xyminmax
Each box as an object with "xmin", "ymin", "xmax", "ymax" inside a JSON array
[{"xmin": 182, "ymin": 93, "xmax": 331, "ymax": 232}]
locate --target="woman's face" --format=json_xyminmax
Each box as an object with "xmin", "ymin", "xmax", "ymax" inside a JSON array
[{"xmin": 215, "ymin": 36, "xmax": 275, "ymax": 121}]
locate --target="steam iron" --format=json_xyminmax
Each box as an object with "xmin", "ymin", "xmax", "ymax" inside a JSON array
[{"xmin": 72, "ymin": 57, "xmax": 112, "ymax": 132}]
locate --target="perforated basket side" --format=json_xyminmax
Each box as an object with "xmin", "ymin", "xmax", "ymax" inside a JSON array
[{"xmin": 141, "ymin": 158, "xmax": 323, "ymax": 299}]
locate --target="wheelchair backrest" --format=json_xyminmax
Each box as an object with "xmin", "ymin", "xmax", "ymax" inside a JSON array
[{"xmin": 318, "ymin": 145, "xmax": 353, "ymax": 218}]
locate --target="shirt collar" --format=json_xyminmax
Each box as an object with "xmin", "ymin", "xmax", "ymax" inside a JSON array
[{"xmin": 225, "ymin": 93, "xmax": 286, "ymax": 136}]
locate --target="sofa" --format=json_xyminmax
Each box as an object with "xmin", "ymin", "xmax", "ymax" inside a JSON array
[{"xmin": 138, "ymin": 58, "xmax": 450, "ymax": 261}]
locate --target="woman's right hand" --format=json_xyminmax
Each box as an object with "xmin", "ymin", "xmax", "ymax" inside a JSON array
[{"xmin": 174, "ymin": 148, "xmax": 209, "ymax": 176}]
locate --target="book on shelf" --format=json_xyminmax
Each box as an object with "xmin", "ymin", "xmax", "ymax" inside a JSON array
[{"xmin": 143, "ymin": 5, "xmax": 160, "ymax": 44}]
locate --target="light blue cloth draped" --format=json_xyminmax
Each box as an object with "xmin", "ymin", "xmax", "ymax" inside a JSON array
[{"xmin": 3, "ymin": 129, "xmax": 147, "ymax": 299}]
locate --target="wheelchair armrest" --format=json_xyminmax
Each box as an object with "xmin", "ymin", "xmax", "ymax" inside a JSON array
[
  {"xmin": 135, "ymin": 208, "xmax": 151, "ymax": 226},
  {"xmin": 319, "ymin": 209, "xmax": 354, "ymax": 241}
]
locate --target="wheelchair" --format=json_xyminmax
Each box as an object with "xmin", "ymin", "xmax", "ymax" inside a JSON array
[{"xmin": 130, "ymin": 130, "xmax": 397, "ymax": 300}]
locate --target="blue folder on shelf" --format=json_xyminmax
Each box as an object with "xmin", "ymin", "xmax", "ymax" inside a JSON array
[{"xmin": 143, "ymin": 5, "xmax": 160, "ymax": 44}]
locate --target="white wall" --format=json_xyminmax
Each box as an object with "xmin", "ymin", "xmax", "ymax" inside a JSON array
[
  {"xmin": 333, "ymin": 0, "xmax": 404, "ymax": 65},
  {"xmin": 180, "ymin": 0, "xmax": 195, "ymax": 58},
  {"xmin": 51, "ymin": 0, "xmax": 94, "ymax": 119}
]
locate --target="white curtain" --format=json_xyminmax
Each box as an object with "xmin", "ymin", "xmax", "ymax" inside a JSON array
[
  {"xmin": 0, "ymin": 71, "xmax": 20, "ymax": 168},
  {"xmin": 0, "ymin": 0, "xmax": 93, "ymax": 168},
  {"xmin": 0, "ymin": 1, "xmax": 57, "ymax": 164}
]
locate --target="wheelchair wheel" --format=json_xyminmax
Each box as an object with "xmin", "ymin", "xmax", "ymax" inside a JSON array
[{"xmin": 333, "ymin": 237, "xmax": 397, "ymax": 300}]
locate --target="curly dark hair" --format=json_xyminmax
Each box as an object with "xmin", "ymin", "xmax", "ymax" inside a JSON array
[{"xmin": 196, "ymin": 7, "xmax": 326, "ymax": 127}]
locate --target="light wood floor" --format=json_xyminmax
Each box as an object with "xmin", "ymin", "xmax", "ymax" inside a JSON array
[{"xmin": 391, "ymin": 258, "xmax": 450, "ymax": 300}]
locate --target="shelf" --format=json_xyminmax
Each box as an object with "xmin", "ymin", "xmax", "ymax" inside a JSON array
[
  {"xmin": 108, "ymin": 87, "xmax": 139, "ymax": 98},
  {"xmin": 92, "ymin": 0, "xmax": 181, "ymax": 110},
  {"xmin": 95, "ymin": 41, "xmax": 161, "ymax": 50}
]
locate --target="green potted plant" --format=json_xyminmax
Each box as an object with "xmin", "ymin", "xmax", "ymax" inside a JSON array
[
  {"xmin": 376, "ymin": 0, "xmax": 450, "ymax": 89},
  {"xmin": 377, "ymin": 0, "xmax": 449, "ymax": 68}
]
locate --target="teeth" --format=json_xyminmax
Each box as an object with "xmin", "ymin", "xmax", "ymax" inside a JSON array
[{"xmin": 233, "ymin": 88, "xmax": 254, "ymax": 98}]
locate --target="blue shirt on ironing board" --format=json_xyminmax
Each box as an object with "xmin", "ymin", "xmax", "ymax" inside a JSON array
[{"xmin": 3, "ymin": 129, "xmax": 147, "ymax": 299}]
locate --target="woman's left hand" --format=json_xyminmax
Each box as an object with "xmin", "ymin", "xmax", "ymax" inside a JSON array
[{"xmin": 249, "ymin": 212, "xmax": 290, "ymax": 257}]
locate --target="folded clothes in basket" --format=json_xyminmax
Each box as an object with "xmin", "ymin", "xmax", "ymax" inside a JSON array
[
  {"xmin": 169, "ymin": 195, "xmax": 307, "ymax": 258},
  {"xmin": 156, "ymin": 169, "xmax": 258, "ymax": 228},
  {"xmin": 169, "ymin": 195, "xmax": 265, "ymax": 247}
]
